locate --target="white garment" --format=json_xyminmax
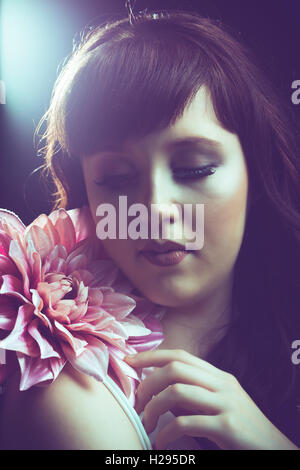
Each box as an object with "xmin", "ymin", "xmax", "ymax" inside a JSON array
[{"xmin": 103, "ymin": 366, "xmax": 203, "ymax": 450}]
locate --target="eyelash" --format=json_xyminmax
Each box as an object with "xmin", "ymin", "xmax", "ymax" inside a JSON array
[
  {"xmin": 173, "ymin": 165, "xmax": 217, "ymax": 180},
  {"xmin": 95, "ymin": 165, "xmax": 217, "ymax": 190}
]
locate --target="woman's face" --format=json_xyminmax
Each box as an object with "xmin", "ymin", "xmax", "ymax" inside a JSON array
[{"xmin": 81, "ymin": 86, "xmax": 249, "ymax": 308}]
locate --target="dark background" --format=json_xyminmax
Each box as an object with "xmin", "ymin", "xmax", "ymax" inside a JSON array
[{"xmin": 1, "ymin": 0, "xmax": 299, "ymax": 225}]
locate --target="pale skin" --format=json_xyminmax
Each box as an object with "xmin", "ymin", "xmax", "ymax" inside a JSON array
[
  {"xmin": 125, "ymin": 349, "xmax": 299, "ymax": 450},
  {"xmin": 0, "ymin": 363, "xmax": 144, "ymax": 450},
  {"xmin": 81, "ymin": 86, "xmax": 299, "ymax": 450}
]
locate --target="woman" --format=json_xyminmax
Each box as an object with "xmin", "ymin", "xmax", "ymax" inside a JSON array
[{"xmin": 0, "ymin": 9, "xmax": 299, "ymax": 450}]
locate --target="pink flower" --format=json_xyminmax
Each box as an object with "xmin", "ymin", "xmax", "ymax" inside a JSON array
[{"xmin": 0, "ymin": 206, "xmax": 165, "ymax": 405}]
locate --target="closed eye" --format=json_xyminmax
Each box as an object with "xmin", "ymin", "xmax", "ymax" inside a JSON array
[
  {"xmin": 94, "ymin": 173, "xmax": 137, "ymax": 189},
  {"xmin": 172, "ymin": 165, "xmax": 217, "ymax": 180},
  {"xmin": 94, "ymin": 165, "xmax": 217, "ymax": 190}
]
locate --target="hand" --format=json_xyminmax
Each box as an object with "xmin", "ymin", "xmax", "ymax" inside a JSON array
[{"xmin": 124, "ymin": 349, "xmax": 299, "ymax": 450}]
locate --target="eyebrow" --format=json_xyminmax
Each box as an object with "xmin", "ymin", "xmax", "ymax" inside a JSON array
[
  {"xmin": 95, "ymin": 136, "xmax": 223, "ymax": 156},
  {"xmin": 162, "ymin": 136, "xmax": 223, "ymax": 153}
]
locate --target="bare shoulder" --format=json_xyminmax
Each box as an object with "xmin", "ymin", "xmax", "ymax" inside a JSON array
[{"xmin": 0, "ymin": 364, "xmax": 144, "ymax": 450}]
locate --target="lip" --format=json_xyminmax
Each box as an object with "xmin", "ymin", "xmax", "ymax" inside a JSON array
[
  {"xmin": 140, "ymin": 250, "xmax": 189, "ymax": 267},
  {"xmin": 140, "ymin": 240, "xmax": 186, "ymax": 253}
]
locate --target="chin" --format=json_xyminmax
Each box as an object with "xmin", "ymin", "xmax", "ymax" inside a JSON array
[{"xmin": 140, "ymin": 285, "xmax": 200, "ymax": 308}]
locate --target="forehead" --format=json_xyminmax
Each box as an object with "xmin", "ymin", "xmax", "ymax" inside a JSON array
[
  {"xmin": 98, "ymin": 86, "xmax": 223, "ymax": 153},
  {"xmin": 129, "ymin": 87, "xmax": 237, "ymax": 159},
  {"xmin": 152, "ymin": 86, "xmax": 224, "ymax": 147},
  {"xmin": 84, "ymin": 85, "xmax": 241, "ymax": 163}
]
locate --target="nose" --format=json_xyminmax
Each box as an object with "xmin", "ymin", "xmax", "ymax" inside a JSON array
[{"xmin": 144, "ymin": 165, "xmax": 182, "ymax": 236}]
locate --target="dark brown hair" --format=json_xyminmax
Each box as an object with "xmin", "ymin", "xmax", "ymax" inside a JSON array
[{"xmin": 36, "ymin": 10, "xmax": 300, "ymax": 447}]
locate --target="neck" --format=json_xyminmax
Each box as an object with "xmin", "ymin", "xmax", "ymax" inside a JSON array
[{"xmin": 158, "ymin": 275, "xmax": 233, "ymax": 360}]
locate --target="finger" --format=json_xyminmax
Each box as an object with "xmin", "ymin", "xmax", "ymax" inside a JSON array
[
  {"xmin": 135, "ymin": 360, "xmax": 221, "ymax": 414},
  {"xmin": 125, "ymin": 348, "xmax": 224, "ymax": 376},
  {"xmin": 154, "ymin": 414, "xmax": 221, "ymax": 450},
  {"xmin": 143, "ymin": 383, "xmax": 222, "ymax": 434}
]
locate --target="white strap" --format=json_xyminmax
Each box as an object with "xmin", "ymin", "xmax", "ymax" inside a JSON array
[{"xmin": 103, "ymin": 374, "xmax": 152, "ymax": 450}]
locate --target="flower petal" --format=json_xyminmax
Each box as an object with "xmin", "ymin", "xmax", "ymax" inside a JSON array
[
  {"xmin": 8, "ymin": 240, "xmax": 30, "ymax": 298},
  {"xmin": 38, "ymin": 278, "xmax": 72, "ymax": 306},
  {"xmin": 0, "ymin": 254, "xmax": 19, "ymax": 276},
  {"xmin": 66, "ymin": 254, "xmax": 88, "ymax": 275},
  {"xmin": 54, "ymin": 321, "xmax": 87, "ymax": 356},
  {"xmin": 70, "ymin": 269, "xmax": 94, "ymax": 286},
  {"xmin": 65, "ymin": 239, "xmax": 92, "ymax": 264},
  {"xmin": 128, "ymin": 309, "xmax": 165, "ymax": 352},
  {"xmin": 67, "ymin": 206, "xmax": 95, "ymax": 242},
  {"xmin": 108, "ymin": 346, "xmax": 139, "ymax": 406},
  {"xmin": 0, "ymin": 304, "xmax": 39, "ymax": 357},
  {"xmin": 49, "ymin": 356, "xmax": 66, "ymax": 381},
  {"xmin": 121, "ymin": 315, "xmax": 152, "ymax": 337},
  {"xmin": 67, "ymin": 322, "xmax": 96, "ymax": 334},
  {"xmin": 101, "ymin": 291, "xmax": 136, "ymax": 320},
  {"xmin": 46, "ymin": 244, "xmax": 68, "ymax": 262},
  {"xmin": 49, "ymin": 209, "xmax": 76, "ymax": 253},
  {"xmin": 24, "ymin": 225, "xmax": 53, "ymax": 263},
  {"xmin": 0, "ymin": 209, "xmax": 26, "ymax": 235},
  {"xmin": 47, "ymin": 299, "xmax": 74, "ymax": 323},
  {"xmin": 26, "ymin": 240, "xmax": 42, "ymax": 287},
  {"xmin": 30, "ymin": 288, "xmax": 53, "ymax": 331},
  {"xmin": 87, "ymin": 287, "xmax": 103, "ymax": 306},
  {"xmin": 0, "ymin": 230, "xmax": 12, "ymax": 257},
  {"xmin": 0, "ymin": 296, "xmax": 18, "ymax": 330},
  {"xmin": 28, "ymin": 213, "xmax": 60, "ymax": 248},
  {"xmin": 0, "ymin": 274, "xmax": 23, "ymax": 295},
  {"xmin": 0, "ymin": 205, "xmax": 166, "ymax": 397},
  {"xmin": 92, "ymin": 329, "xmax": 127, "ymax": 350},
  {"xmin": 88, "ymin": 260, "xmax": 119, "ymax": 288},
  {"xmin": 0, "ymin": 274, "xmax": 29, "ymax": 304},
  {"xmin": 61, "ymin": 335, "xmax": 109, "ymax": 382},
  {"xmin": 42, "ymin": 244, "xmax": 68, "ymax": 276},
  {"xmin": 28, "ymin": 318, "xmax": 61, "ymax": 359},
  {"xmin": 17, "ymin": 352, "xmax": 54, "ymax": 390},
  {"xmin": 43, "ymin": 257, "xmax": 67, "ymax": 277},
  {"xmin": 83, "ymin": 306, "xmax": 114, "ymax": 324}
]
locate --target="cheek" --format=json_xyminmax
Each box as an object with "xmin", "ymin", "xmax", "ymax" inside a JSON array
[
  {"xmin": 81, "ymin": 163, "xmax": 147, "ymax": 284},
  {"xmin": 93, "ymin": 210, "xmax": 136, "ymax": 268},
  {"xmin": 98, "ymin": 238, "xmax": 134, "ymax": 265},
  {"xmin": 203, "ymin": 167, "xmax": 248, "ymax": 263}
]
